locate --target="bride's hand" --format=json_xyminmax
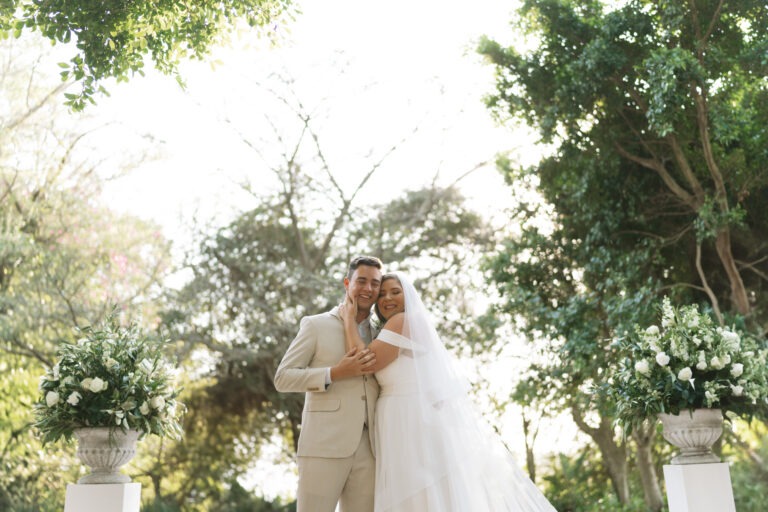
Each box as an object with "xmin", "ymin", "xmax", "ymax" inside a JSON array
[{"xmin": 339, "ymin": 294, "xmax": 357, "ymax": 322}]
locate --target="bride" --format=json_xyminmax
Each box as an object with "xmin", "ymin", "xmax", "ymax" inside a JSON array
[{"xmin": 339, "ymin": 272, "xmax": 557, "ymax": 512}]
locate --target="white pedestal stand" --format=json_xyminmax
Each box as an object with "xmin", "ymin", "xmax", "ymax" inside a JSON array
[
  {"xmin": 663, "ymin": 463, "xmax": 736, "ymax": 512},
  {"xmin": 64, "ymin": 483, "xmax": 141, "ymax": 512}
]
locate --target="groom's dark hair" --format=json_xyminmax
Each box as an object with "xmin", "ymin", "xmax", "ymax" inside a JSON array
[{"xmin": 346, "ymin": 255, "xmax": 383, "ymax": 279}]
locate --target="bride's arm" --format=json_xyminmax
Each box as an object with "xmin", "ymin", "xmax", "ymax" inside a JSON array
[
  {"xmin": 340, "ymin": 295, "xmax": 367, "ymax": 352},
  {"xmin": 366, "ymin": 314, "xmax": 403, "ymax": 372},
  {"xmin": 340, "ymin": 296, "xmax": 401, "ymax": 372}
]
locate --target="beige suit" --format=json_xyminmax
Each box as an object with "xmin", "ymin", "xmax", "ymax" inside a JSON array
[{"xmin": 274, "ymin": 307, "xmax": 379, "ymax": 512}]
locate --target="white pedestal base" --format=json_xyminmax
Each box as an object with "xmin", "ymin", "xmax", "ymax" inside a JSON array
[
  {"xmin": 663, "ymin": 463, "xmax": 735, "ymax": 512},
  {"xmin": 64, "ymin": 483, "xmax": 141, "ymax": 512}
]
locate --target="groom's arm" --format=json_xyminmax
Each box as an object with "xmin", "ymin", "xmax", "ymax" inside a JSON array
[
  {"xmin": 275, "ymin": 316, "xmax": 376, "ymax": 393},
  {"xmin": 274, "ymin": 317, "xmax": 328, "ymax": 393}
]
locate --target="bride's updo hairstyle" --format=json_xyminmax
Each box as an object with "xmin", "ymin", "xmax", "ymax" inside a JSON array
[{"xmin": 374, "ymin": 273, "xmax": 401, "ymax": 323}]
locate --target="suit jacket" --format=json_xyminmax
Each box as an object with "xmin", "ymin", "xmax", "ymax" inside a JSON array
[{"xmin": 274, "ymin": 307, "xmax": 379, "ymax": 458}]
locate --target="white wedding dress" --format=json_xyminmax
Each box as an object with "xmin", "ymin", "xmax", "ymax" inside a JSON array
[{"xmin": 371, "ymin": 273, "xmax": 557, "ymax": 512}]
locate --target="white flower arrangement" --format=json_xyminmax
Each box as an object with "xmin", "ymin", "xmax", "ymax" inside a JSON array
[
  {"xmin": 33, "ymin": 314, "xmax": 184, "ymax": 444},
  {"xmin": 612, "ymin": 297, "xmax": 768, "ymax": 432}
]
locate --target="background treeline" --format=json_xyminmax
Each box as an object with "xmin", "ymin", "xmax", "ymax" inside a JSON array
[{"xmin": 1, "ymin": 1, "xmax": 768, "ymax": 511}]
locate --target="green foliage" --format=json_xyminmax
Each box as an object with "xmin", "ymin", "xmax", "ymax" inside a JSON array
[
  {"xmin": 644, "ymin": 47, "xmax": 702, "ymax": 137},
  {"xmin": 726, "ymin": 424, "xmax": 768, "ymax": 511},
  {"xmin": 480, "ymin": 0, "xmax": 768, "ymax": 315},
  {"xmin": 0, "ymin": 40, "xmax": 177, "ymax": 508},
  {"xmin": 132, "ymin": 373, "xmax": 277, "ymax": 510},
  {"xmin": 694, "ymin": 196, "xmax": 747, "ymax": 242},
  {"xmin": 215, "ymin": 481, "xmax": 296, "ymax": 511},
  {"xmin": 0, "ymin": 357, "xmax": 75, "ymax": 511},
  {"xmin": 33, "ymin": 313, "xmax": 184, "ymax": 444},
  {"xmin": 141, "ymin": 480, "xmax": 296, "ymax": 512},
  {"xmin": 611, "ymin": 298, "xmax": 768, "ymax": 433},
  {"xmin": 480, "ymin": 0, "xmax": 768, "ymax": 506},
  {"xmin": 1, "ymin": 0, "xmax": 293, "ymax": 109},
  {"xmin": 543, "ymin": 449, "xmax": 649, "ymax": 512}
]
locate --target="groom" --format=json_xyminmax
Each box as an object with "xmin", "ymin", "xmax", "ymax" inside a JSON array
[{"xmin": 274, "ymin": 255, "xmax": 382, "ymax": 512}]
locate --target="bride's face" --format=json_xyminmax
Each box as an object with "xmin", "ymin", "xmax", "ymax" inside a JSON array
[{"xmin": 377, "ymin": 279, "xmax": 405, "ymax": 320}]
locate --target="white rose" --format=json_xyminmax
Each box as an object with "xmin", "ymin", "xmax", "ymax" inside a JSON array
[
  {"xmin": 89, "ymin": 377, "xmax": 108, "ymax": 393},
  {"xmin": 677, "ymin": 367, "xmax": 693, "ymax": 382},
  {"xmin": 139, "ymin": 359, "xmax": 154, "ymax": 375},
  {"xmin": 730, "ymin": 384, "xmax": 744, "ymax": 397},
  {"xmin": 730, "ymin": 364, "xmax": 744, "ymax": 378},
  {"xmin": 150, "ymin": 396, "xmax": 165, "ymax": 410},
  {"xmin": 692, "ymin": 336, "xmax": 702, "ymax": 347},
  {"xmin": 645, "ymin": 325, "xmax": 659, "ymax": 336},
  {"xmin": 634, "ymin": 360, "xmax": 651, "ymax": 376},
  {"xmin": 696, "ymin": 350, "xmax": 707, "ymax": 370},
  {"xmin": 139, "ymin": 401, "xmax": 150, "ymax": 415},
  {"xmin": 722, "ymin": 330, "xmax": 740, "ymax": 352},
  {"xmin": 67, "ymin": 391, "xmax": 82, "ymax": 405},
  {"xmin": 81, "ymin": 378, "xmax": 93, "ymax": 390},
  {"xmin": 710, "ymin": 356, "xmax": 724, "ymax": 370},
  {"xmin": 105, "ymin": 358, "xmax": 119, "ymax": 370},
  {"xmin": 656, "ymin": 352, "xmax": 670, "ymax": 367},
  {"xmin": 45, "ymin": 391, "xmax": 60, "ymax": 407}
]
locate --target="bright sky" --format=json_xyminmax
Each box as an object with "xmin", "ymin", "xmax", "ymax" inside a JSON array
[
  {"xmin": 96, "ymin": 0, "xmax": 540, "ymax": 245},
  {"xmin": 86, "ymin": 0, "xmax": 578, "ymax": 500}
]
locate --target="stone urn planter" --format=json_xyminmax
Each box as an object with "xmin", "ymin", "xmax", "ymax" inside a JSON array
[
  {"xmin": 658, "ymin": 408, "xmax": 723, "ymax": 465},
  {"xmin": 74, "ymin": 427, "xmax": 140, "ymax": 484}
]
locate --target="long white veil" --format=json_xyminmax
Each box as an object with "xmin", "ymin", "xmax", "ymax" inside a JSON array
[{"xmin": 385, "ymin": 271, "xmax": 557, "ymax": 512}]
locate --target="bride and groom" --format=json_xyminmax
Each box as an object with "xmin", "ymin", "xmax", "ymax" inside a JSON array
[{"xmin": 274, "ymin": 256, "xmax": 556, "ymax": 512}]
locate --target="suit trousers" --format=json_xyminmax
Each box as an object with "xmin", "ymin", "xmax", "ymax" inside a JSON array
[{"xmin": 296, "ymin": 426, "xmax": 375, "ymax": 512}]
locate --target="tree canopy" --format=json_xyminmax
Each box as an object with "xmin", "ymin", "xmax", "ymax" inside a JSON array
[
  {"xmin": 479, "ymin": 0, "xmax": 768, "ymax": 508},
  {"xmin": 0, "ymin": 0, "xmax": 293, "ymax": 109},
  {"xmin": 481, "ymin": 0, "xmax": 768, "ymax": 320}
]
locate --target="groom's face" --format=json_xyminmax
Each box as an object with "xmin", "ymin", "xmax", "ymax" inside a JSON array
[{"xmin": 344, "ymin": 265, "xmax": 382, "ymax": 314}]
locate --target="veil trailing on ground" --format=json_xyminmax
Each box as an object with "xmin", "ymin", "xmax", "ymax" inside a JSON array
[{"xmin": 381, "ymin": 271, "xmax": 556, "ymax": 512}]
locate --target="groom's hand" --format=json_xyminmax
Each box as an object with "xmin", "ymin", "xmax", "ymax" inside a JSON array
[{"xmin": 330, "ymin": 347, "xmax": 377, "ymax": 381}]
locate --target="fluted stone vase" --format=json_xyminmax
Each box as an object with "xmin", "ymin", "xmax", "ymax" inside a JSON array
[
  {"xmin": 658, "ymin": 408, "xmax": 723, "ymax": 465},
  {"xmin": 73, "ymin": 427, "xmax": 140, "ymax": 484}
]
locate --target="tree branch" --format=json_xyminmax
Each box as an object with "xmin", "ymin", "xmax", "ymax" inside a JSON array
[
  {"xmin": 695, "ymin": 241, "xmax": 723, "ymax": 324},
  {"xmin": 614, "ymin": 142, "xmax": 697, "ymax": 208},
  {"xmin": 665, "ymin": 133, "xmax": 705, "ymax": 204}
]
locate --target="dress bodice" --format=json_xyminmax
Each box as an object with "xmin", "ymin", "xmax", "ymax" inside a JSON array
[{"xmin": 374, "ymin": 329, "xmax": 418, "ymax": 395}]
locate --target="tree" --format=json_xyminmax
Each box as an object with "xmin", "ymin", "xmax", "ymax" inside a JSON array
[
  {"xmin": 481, "ymin": 0, "xmax": 768, "ymax": 319},
  {"xmin": 0, "ymin": 39, "xmax": 174, "ymax": 510},
  {"xmin": 479, "ymin": 0, "xmax": 768, "ymax": 507},
  {"xmin": 0, "ymin": 0, "xmax": 294, "ymax": 109}
]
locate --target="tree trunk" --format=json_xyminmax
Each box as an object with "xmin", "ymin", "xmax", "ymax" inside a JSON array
[
  {"xmin": 714, "ymin": 228, "xmax": 750, "ymax": 315},
  {"xmin": 571, "ymin": 406, "xmax": 630, "ymax": 504},
  {"xmin": 522, "ymin": 412, "xmax": 537, "ymax": 482},
  {"xmin": 633, "ymin": 424, "xmax": 664, "ymax": 511}
]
